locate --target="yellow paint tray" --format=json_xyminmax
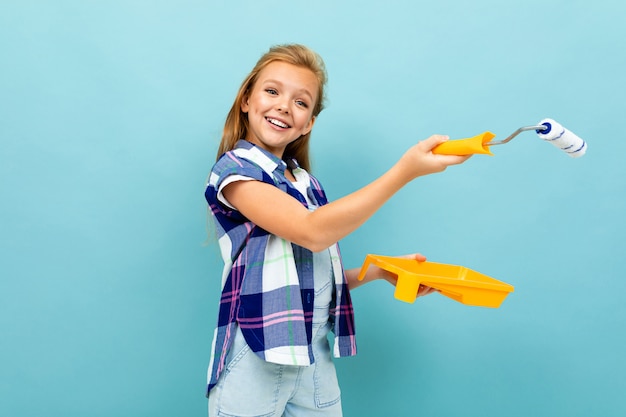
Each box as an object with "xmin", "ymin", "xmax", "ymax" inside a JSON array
[{"xmin": 357, "ymin": 254, "xmax": 514, "ymax": 308}]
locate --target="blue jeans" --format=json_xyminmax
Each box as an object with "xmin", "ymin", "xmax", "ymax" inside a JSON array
[{"xmin": 208, "ymin": 318, "xmax": 342, "ymax": 417}]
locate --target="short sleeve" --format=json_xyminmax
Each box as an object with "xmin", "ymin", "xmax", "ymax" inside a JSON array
[
  {"xmin": 215, "ymin": 175, "xmax": 255, "ymax": 210},
  {"xmin": 205, "ymin": 151, "xmax": 275, "ymax": 215}
]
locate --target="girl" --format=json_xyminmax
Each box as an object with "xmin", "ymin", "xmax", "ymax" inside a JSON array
[{"xmin": 205, "ymin": 44, "xmax": 470, "ymax": 417}]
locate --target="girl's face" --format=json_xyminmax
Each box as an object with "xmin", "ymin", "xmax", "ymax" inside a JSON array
[{"xmin": 241, "ymin": 61, "xmax": 318, "ymax": 159}]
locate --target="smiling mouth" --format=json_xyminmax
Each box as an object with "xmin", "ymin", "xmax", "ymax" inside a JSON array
[{"xmin": 266, "ymin": 117, "xmax": 290, "ymax": 128}]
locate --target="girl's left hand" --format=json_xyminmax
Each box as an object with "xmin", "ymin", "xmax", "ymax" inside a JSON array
[
  {"xmin": 347, "ymin": 252, "xmax": 437, "ymax": 298},
  {"xmin": 390, "ymin": 253, "xmax": 437, "ymax": 298}
]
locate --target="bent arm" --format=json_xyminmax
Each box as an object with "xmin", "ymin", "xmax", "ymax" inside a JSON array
[
  {"xmin": 222, "ymin": 161, "xmax": 408, "ymax": 252},
  {"xmin": 222, "ymin": 136, "xmax": 469, "ymax": 252}
]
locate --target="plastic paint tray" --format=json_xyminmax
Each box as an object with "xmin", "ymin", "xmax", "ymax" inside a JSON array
[{"xmin": 357, "ymin": 254, "xmax": 514, "ymax": 308}]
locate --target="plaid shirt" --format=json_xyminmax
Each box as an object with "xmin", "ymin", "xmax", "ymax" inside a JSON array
[{"xmin": 204, "ymin": 140, "xmax": 357, "ymax": 395}]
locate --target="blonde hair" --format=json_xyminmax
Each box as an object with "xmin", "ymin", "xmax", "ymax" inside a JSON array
[{"xmin": 216, "ymin": 44, "xmax": 327, "ymax": 172}]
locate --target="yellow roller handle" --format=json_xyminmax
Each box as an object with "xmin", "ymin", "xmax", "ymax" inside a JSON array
[{"xmin": 432, "ymin": 131, "xmax": 496, "ymax": 155}]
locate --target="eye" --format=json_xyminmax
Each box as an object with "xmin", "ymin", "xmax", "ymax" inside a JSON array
[
  {"xmin": 296, "ymin": 100, "xmax": 309, "ymax": 108},
  {"xmin": 265, "ymin": 88, "xmax": 278, "ymax": 95}
]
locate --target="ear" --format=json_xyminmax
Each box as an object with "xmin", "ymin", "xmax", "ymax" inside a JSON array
[
  {"xmin": 240, "ymin": 95, "xmax": 249, "ymax": 113},
  {"xmin": 303, "ymin": 115, "xmax": 316, "ymax": 135}
]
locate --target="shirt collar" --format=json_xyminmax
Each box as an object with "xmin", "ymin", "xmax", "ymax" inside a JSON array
[{"xmin": 235, "ymin": 140, "xmax": 289, "ymax": 175}]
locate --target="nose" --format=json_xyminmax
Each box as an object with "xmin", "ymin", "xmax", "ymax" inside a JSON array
[{"xmin": 276, "ymin": 100, "xmax": 290, "ymax": 114}]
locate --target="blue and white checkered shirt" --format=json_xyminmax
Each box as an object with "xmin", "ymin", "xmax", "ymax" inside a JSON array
[{"xmin": 205, "ymin": 140, "xmax": 357, "ymax": 395}]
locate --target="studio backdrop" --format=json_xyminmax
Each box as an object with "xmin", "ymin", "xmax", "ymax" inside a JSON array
[{"xmin": 1, "ymin": 1, "xmax": 625, "ymax": 416}]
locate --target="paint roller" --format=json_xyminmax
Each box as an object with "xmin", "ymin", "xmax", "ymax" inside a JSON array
[{"xmin": 433, "ymin": 118, "xmax": 587, "ymax": 157}]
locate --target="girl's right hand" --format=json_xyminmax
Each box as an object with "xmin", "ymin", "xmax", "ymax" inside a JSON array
[{"xmin": 400, "ymin": 135, "xmax": 472, "ymax": 179}]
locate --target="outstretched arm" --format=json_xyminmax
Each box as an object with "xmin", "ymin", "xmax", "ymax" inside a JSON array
[{"xmin": 222, "ymin": 135, "xmax": 470, "ymax": 252}]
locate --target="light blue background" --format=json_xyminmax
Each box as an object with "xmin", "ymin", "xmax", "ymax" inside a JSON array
[{"xmin": 1, "ymin": 1, "xmax": 624, "ymax": 416}]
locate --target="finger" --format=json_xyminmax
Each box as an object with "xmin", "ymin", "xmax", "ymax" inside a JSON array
[
  {"xmin": 412, "ymin": 253, "xmax": 427, "ymax": 262},
  {"xmin": 436, "ymin": 153, "xmax": 472, "ymax": 166},
  {"xmin": 400, "ymin": 253, "xmax": 427, "ymax": 262},
  {"xmin": 449, "ymin": 154, "xmax": 472, "ymax": 164},
  {"xmin": 417, "ymin": 285, "xmax": 437, "ymax": 297},
  {"xmin": 417, "ymin": 284, "xmax": 428, "ymax": 297},
  {"xmin": 422, "ymin": 135, "xmax": 450, "ymax": 150}
]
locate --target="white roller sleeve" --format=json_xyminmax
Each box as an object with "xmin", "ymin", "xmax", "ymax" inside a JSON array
[{"xmin": 536, "ymin": 118, "xmax": 587, "ymax": 158}]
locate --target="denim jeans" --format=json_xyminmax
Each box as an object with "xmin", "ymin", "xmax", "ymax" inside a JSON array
[{"xmin": 208, "ymin": 318, "xmax": 342, "ymax": 417}]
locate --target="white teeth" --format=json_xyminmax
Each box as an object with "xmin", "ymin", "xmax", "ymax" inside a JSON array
[{"xmin": 267, "ymin": 118, "xmax": 288, "ymax": 128}]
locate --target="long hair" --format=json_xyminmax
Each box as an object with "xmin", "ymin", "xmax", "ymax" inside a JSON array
[{"xmin": 216, "ymin": 44, "xmax": 327, "ymax": 172}]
